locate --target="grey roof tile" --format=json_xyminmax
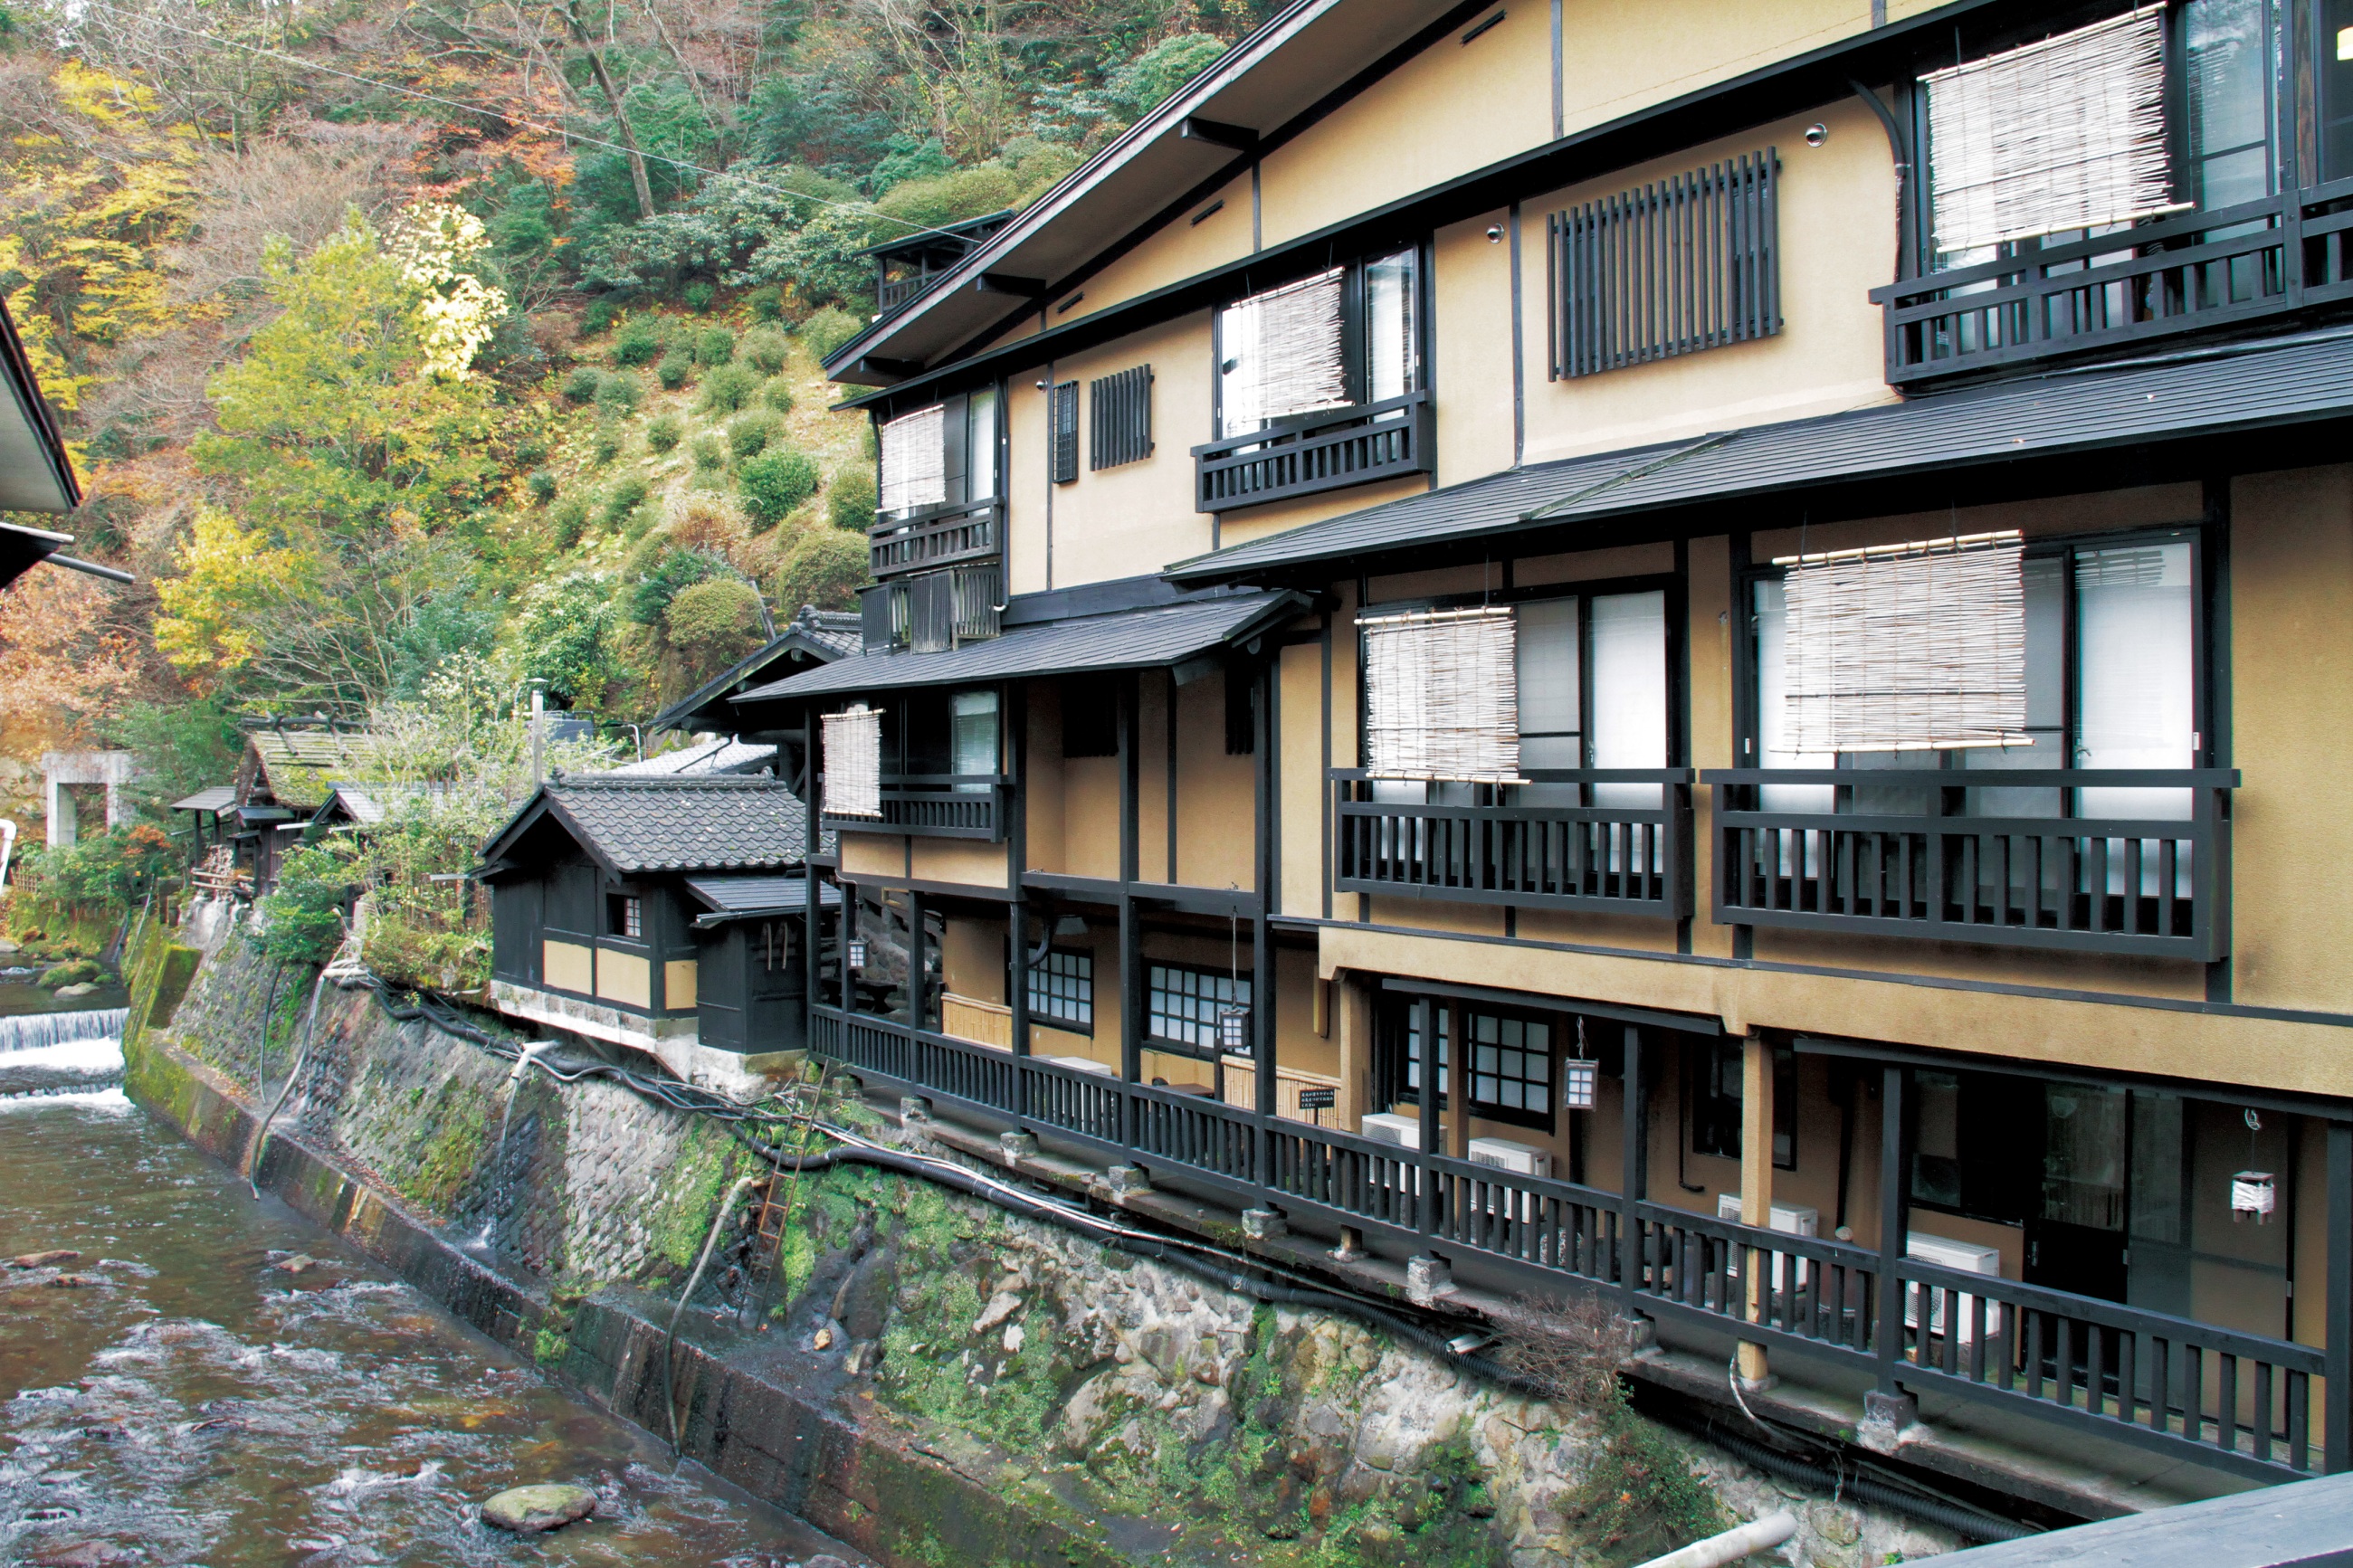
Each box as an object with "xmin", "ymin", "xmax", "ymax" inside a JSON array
[{"xmin": 534, "ymin": 777, "xmax": 817, "ymax": 873}]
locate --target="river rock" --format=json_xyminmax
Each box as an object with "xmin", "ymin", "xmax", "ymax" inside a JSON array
[
  {"xmin": 52, "ymin": 982, "xmax": 100, "ymax": 999},
  {"xmin": 273, "ymin": 1255, "xmax": 319, "ymax": 1275},
  {"xmin": 27, "ymin": 1544, "xmax": 141, "ymax": 1567},
  {"xmin": 9, "ymin": 1250, "xmax": 81, "ymax": 1269},
  {"xmin": 805, "ymin": 1556, "xmax": 853, "ymax": 1568},
  {"xmin": 480, "ymin": 1483, "xmax": 598, "ymax": 1533}
]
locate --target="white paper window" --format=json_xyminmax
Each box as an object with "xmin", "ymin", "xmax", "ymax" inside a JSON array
[
  {"xmin": 1219, "ymin": 268, "xmax": 1348, "ymax": 438},
  {"xmin": 823, "ymin": 707, "xmax": 881, "ymax": 819},
  {"xmin": 951, "ymin": 689, "xmax": 998, "ymax": 792},
  {"xmin": 1923, "ymin": 9, "xmax": 2184, "ymax": 254},
  {"xmin": 1588, "ymin": 590, "xmax": 1668, "ymax": 810},
  {"xmin": 878, "ymin": 404, "xmax": 946, "ymax": 515},
  {"xmin": 1360, "ymin": 606, "xmax": 1521, "ymax": 783},
  {"xmin": 1779, "ymin": 534, "xmax": 2029, "ymax": 754},
  {"xmin": 2076, "ymin": 541, "xmax": 2194, "ymax": 894}
]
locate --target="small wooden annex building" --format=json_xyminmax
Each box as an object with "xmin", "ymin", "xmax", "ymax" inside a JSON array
[
  {"xmin": 477, "ymin": 774, "xmax": 835, "ymax": 1085},
  {"xmin": 175, "ymin": 727, "xmax": 392, "ymax": 898}
]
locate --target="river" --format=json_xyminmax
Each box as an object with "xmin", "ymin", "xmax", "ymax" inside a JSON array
[{"xmin": 0, "ymin": 1027, "xmax": 863, "ymax": 1568}]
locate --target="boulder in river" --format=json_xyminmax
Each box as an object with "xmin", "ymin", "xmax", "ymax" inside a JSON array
[
  {"xmin": 272, "ymin": 1255, "xmax": 319, "ymax": 1275},
  {"xmin": 49, "ymin": 1273, "xmax": 112, "ymax": 1288},
  {"xmin": 52, "ymin": 982, "xmax": 100, "ymax": 999},
  {"xmin": 480, "ymin": 1484, "xmax": 598, "ymax": 1534},
  {"xmin": 26, "ymin": 1544, "xmax": 142, "ymax": 1567},
  {"xmin": 9, "ymin": 1250, "xmax": 81, "ymax": 1269}
]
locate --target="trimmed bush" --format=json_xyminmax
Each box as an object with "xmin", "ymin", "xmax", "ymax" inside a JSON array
[
  {"xmin": 691, "ymin": 432, "xmax": 727, "ymax": 470},
  {"xmin": 748, "ymin": 286, "xmax": 785, "ymax": 322},
  {"xmin": 561, "ymin": 366, "xmax": 602, "ymax": 404},
  {"xmin": 665, "ymin": 576, "xmax": 765, "ymax": 678},
  {"xmin": 771, "ymin": 526, "xmax": 871, "ymax": 611},
  {"xmin": 799, "ymin": 306, "xmax": 862, "ymax": 361},
  {"xmin": 581, "ymin": 298, "xmax": 621, "ymax": 335},
  {"xmin": 739, "ymin": 448, "xmax": 821, "ymax": 530},
  {"xmin": 515, "ymin": 434, "xmax": 550, "ymax": 467},
  {"xmin": 612, "ymin": 315, "xmax": 664, "ymax": 366},
  {"xmin": 590, "ymin": 426, "xmax": 623, "ymax": 465},
  {"xmin": 741, "ymin": 328, "xmax": 789, "ymax": 375},
  {"xmin": 646, "ymin": 413, "xmax": 683, "ymax": 453},
  {"xmin": 551, "ymin": 497, "xmax": 589, "ymax": 548},
  {"xmin": 760, "ymin": 376, "xmax": 795, "ymax": 415},
  {"xmin": 655, "ymin": 348, "xmax": 693, "ymax": 390},
  {"xmin": 594, "ymin": 370, "xmax": 642, "ymax": 416},
  {"xmin": 828, "ymin": 465, "xmax": 878, "ymax": 531},
  {"xmin": 699, "ymin": 363, "xmax": 760, "ymax": 414},
  {"xmin": 602, "ymin": 476, "xmax": 650, "ymax": 528},
  {"xmin": 728, "ymin": 410, "xmax": 781, "ymax": 459},
  {"xmin": 683, "ymin": 280, "xmax": 716, "ymax": 313},
  {"xmin": 695, "ymin": 325, "xmax": 738, "ymax": 366},
  {"xmin": 527, "ymin": 470, "xmax": 558, "ymax": 505}
]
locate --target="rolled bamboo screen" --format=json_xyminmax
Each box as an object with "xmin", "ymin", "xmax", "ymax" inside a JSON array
[{"xmin": 1359, "ymin": 604, "xmax": 1523, "ymax": 781}]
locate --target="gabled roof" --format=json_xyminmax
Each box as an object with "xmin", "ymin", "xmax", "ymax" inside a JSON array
[
  {"xmin": 1167, "ymin": 331, "xmax": 2353, "ymax": 584},
  {"xmin": 239, "ymin": 729, "xmax": 395, "ymax": 813},
  {"xmin": 648, "ymin": 605, "xmax": 861, "ymax": 735},
  {"xmin": 171, "ymin": 785, "xmax": 238, "ymax": 813},
  {"xmin": 310, "ymin": 781, "xmax": 443, "ymax": 829},
  {"xmin": 481, "ymin": 776, "xmax": 820, "ymax": 877},
  {"xmin": 729, "ymin": 589, "xmax": 1307, "ymax": 708},
  {"xmin": 605, "ymin": 736, "xmax": 777, "ymax": 777}
]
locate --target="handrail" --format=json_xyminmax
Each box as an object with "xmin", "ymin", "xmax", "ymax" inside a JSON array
[
  {"xmin": 1896, "ymin": 1254, "xmax": 2322, "ymax": 1372},
  {"xmin": 1867, "ymin": 194, "xmax": 2285, "ymax": 303},
  {"xmin": 1193, "ymin": 391, "xmax": 1434, "ymax": 513},
  {"xmin": 1334, "ymin": 766, "xmax": 1697, "ymax": 784},
  {"xmin": 1189, "ymin": 390, "xmax": 1431, "ymax": 459},
  {"xmin": 1704, "ymin": 768, "xmax": 2239, "ymax": 789}
]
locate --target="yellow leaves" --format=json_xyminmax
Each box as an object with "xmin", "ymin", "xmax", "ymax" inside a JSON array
[
  {"xmin": 388, "ymin": 203, "xmax": 509, "ymax": 380},
  {"xmin": 0, "ymin": 561, "xmax": 138, "ymax": 743},
  {"xmin": 52, "ymin": 61, "xmax": 161, "ymax": 126},
  {"xmin": 152, "ymin": 507, "xmax": 311, "ymax": 676}
]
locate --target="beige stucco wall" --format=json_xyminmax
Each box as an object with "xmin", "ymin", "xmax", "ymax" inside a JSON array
[
  {"xmin": 544, "ymin": 939, "xmax": 592, "ymax": 995},
  {"xmin": 1557, "ymin": 0, "xmax": 1874, "ymax": 140},
  {"xmin": 663, "ymin": 959, "xmax": 697, "ymax": 1012},
  {"xmin": 596, "ymin": 949, "xmax": 651, "ymax": 1011},
  {"xmin": 1061, "ymin": 170, "xmax": 1254, "ymax": 325},
  {"xmin": 912, "ymin": 837, "xmax": 1011, "ymax": 889}
]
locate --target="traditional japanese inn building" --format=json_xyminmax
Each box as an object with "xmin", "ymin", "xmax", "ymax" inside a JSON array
[{"xmin": 724, "ymin": 0, "xmax": 2353, "ymax": 1514}]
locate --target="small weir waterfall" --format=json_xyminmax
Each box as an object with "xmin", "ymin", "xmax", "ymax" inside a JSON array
[{"xmin": 0, "ymin": 1008, "xmax": 129, "ymax": 1100}]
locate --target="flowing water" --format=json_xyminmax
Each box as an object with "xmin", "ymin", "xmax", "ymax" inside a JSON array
[{"xmin": 0, "ymin": 1046, "xmax": 863, "ymax": 1568}]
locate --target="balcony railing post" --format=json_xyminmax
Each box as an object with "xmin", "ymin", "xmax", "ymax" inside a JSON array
[
  {"xmin": 1875, "ymin": 1063, "xmax": 1910, "ymax": 1391},
  {"xmin": 2328, "ymin": 1120, "xmax": 2353, "ymax": 1473},
  {"xmin": 1619, "ymin": 1024, "xmax": 1645, "ymax": 1304}
]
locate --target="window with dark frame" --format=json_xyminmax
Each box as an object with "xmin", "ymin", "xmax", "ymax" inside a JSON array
[
  {"xmin": 1214, "ymin": 248, "xmax": 1421, "ymax": 439},
  {"xmin": 607, "ymin": 893, "xmax": 643, "ymax": 939},
  {"xmin": 1089, "ymin": 365, "xmax": 1153, "ymax": 469},
  {"xmin": 1051, "ymin": 381, "xmax": 1080, "ymax": 484},
  {"xmin": 1147, "ymin": 963, "xmax": 1252, "ymax": 1055},
  {"xmin": 1685, "ymin": 1040, "xmax": 1796, "ymax": 1169},
  {"xmin": 1026, "ymin": 948, "xmax": 1094, "ymax": 1031},
  {"xmin": 1389, "ymin": 1001, "xmax": 1557, "ymax": 1133}
]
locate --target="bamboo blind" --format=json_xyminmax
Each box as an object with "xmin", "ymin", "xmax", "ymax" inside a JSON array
[
  {"xmin": 878, "ymin": 404, "xmax": 946, "ymax": 514},
  {"xmin": 1359, "ymin": 605, "xmax": 1523, "ymax": 781},
  {"xmin": 1924, "ymin": 9, "xmax": 2182, "ymax": 255},
  {"xmin": 1778, "ymin": 532, "xmax": 2028, "ymax": 753},
  {"xmin": 823, "ymin": 708, "xmax": 882, "ymax": 818},
  {"xmin": 1219, "ymin": 268, "xmax": 1348, "ymax": 438}
]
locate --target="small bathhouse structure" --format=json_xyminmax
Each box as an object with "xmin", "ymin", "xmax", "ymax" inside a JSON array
[
  {"xmin": 173, "ymin": 726, "xmax": 393, "ymax": 897},
  {"xmin": 477, "ymin": 774, "xmax": 835, "ymax": 1082}
]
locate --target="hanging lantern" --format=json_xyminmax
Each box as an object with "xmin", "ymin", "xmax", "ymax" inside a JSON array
[
  {"xmin": 848, "ymin": 938, "xmax": 869, "ymax": 970},
  {"xmin": 1219, "ymin": 1005, "xmax": 1252, "ymax": 1052},
  {"xmin": 1560, "ymin": 1059, "xmax": 1597, "ymax": 1111},
  {"xmin": 2231, "ymin": 1171, "xmax": 2276, "ymax": 1224}
]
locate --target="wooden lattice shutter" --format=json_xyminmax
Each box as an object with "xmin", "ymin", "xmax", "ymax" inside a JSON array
[
  {"xmin": 823, "ymin": 708, "xmax": 882, "ymax": 818},
  {"xmin": 1090, "ymin": 365, "xmax": 1154, "ymax": 469},
  {"xmin": 878, "ymin": 404, "xmax": 947, "ymax": 514},
  {"xmin": 1359, "ymin": 606, "xmax": 1522, "ymax": 782},
  {"xmin": 1051, "ymin": 381, "xmax": 1079, "ymax": 484},
  {"xmin": 1779, "ymin": 534, "xmax": 2029, "ymax": 753},
  {"xmin": 1923, "ymin": 10, "xmax": 2183, "ymax": 254}
]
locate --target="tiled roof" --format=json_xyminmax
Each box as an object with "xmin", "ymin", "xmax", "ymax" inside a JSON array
[
  {"xmin": 170, "ymin": 785, "xmax": 237, "ymax": 813},
  {"xmin": 605, "ymin": 737, "xmax": 777, "ymax": 777},
  {"xmin": 515, "ymin": 776, "xmax": 818, "ymax": 874},
  {"xmin": 731, "ymin": 590, "xmax": 1306, "ymax": 705},
  {"xmin": 683, "ymin": 875, "xmax": 843, "ymax": 923},
  {"xmin": 316, "ymin": 780, "xmax": 443, "ymax": 826},
  {"xmin": 244, "ymin": 730, "xmax": 392, "ymax": 812}
]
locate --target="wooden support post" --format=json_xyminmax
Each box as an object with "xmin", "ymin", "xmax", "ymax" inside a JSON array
[
  {"xmin": 1738, "ymin": 1034, "xmax": 1774, "ymax": 1388},
  {"xmin": 1117, "ymin": 675, "xmax": 1141, "ymax": 1110},
  {"xmin": 803, "ymin": 711, "xmax": 820, "ymax": 1048},
  {"xmin": 1875, "ymin": 1064, "xmax": 1910, "ymax": 1394},
  {"xmin": 1417, "ymin": 997, "xmax": 1440, "ymax": 1241},
  {"xmin": 1253, "ymin": 660, "xmax": 1276, "ymax": 1195},
  {"xmin": 904, "ymin": 891, "xmax": 927, "ymax": 1032},
  {"xmin": 1620, "ymin": 1026, "xmax": 1645, "ymax": 1301},
  {"xmin": 2328, "ymin": 1120, "xmax": 2353, "ymax": 1472},
  {"xmin": 1006, "ymin": 681, "xmax": 1030, "ymax": 1061}
]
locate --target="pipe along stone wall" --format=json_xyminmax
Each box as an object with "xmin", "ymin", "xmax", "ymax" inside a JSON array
[{"xmin": 119, "ymin": 902, "xmax": 1958, "ymax": 1568}]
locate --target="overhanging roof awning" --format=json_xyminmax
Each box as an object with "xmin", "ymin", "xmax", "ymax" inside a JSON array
[
  {"xmin": 0, "ymin": 297, "xmax": 79, "ymax": 519},
  {"xmin": 1166, "ymin": 332, "xmax": 2353, "ymax": 584},
  {"xmin": 171, "ymin": 786, "xmax": 238, "ymax": 813},
  {"xmin": 685, "ymin": 875, "xmax": 843, "ymax": 927},
  {"xmin": 730, "ymin": 590, "xmax": 1309, "ymax": 708}
]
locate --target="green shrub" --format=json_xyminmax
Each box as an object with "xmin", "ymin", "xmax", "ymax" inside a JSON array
[
  {"xmin": 728, "ymin": 410, "xmax": 781, "ymax": 459},
  {"xmin": 612, "ymin": 315, "xmax": 664, "ymax": 366},
  {"xmin": 665, "ymin": 576, "xmax": 766, "ymax": 678},
  {"xmin": 38, "ymin": 958, "xmax": 102, "ymax": 988},
  {"xmin": 590, "ymin": 426, "xmax": 623, "ymax": 466},
  {"xmin": 594, "ymin": 370, "xmax": 642, "ymax": 416},
  {"xmin": 581, "ymin": 298, "xmax": 621, "ymax": 335},
  {"xmin": 682, "ymin": 280, "xmax": 716, "ymax": 312},
  {"xmin": 514, "ymin": 434, "xmax": 550, "ymax": 468},
  {"xmin": 551, "ymin": 497, "xmax": 589, "ymax": 548},
  {"xmin": 655, "ymin": 348, "xmax": 692, "ymax": 390},
  {"xmin": 256, "ymin": 844, "xmax": 355, "ymax": 965},
  {"xmin": 741, "ymin": 328, "xmax": 789, "ymax": 375},
  {"xmin": 699, "ymin": 362, "xmax": 759, "ymax": 414},
  {"xmin": 748, "ymin": 286, "xmax": 785, "ymax": 322},
  {"xmin": 799, "ymin": 306, "xmax": 862, "ymax": 361},
  {"xmin": 771, "ymin": 526, "xmax": 871, "ymax": 611},
  {"xmin": 561, "ymin": 366, "xmax": 602, "ymax": 404},
  {"xmin": 602, "ymin": 476, "xmax": 650, "ymax": 528},
  {"xmin": 527, "ymin": 470, "xmax": 558, "ymax": 504},
  {"xmin": 739, "ymin": 448, "xmax": 821, "ymax": 530},
  {"xmin": 646, "ymin": 413, "xmax": 683, "ymax": 453},
  {"xmin": 695, "ymin": 325, "xmax": 738, "ymax": 366},
  {"xmin": 828, "ymin": 465, "xmax": 878, "ymax": 530},
  {"xmin": 691, "ymin": 432, "xmax": 727, "ymax": 470},
  {"xmin": 759, "ymin": 376, "xmax": 795, "ymax": 415}
]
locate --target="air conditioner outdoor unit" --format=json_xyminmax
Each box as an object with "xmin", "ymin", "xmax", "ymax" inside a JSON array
[
  {"xmin": 1717, "ymin": 1194, "xmax": 1819, "ymax": 1294},
  {"xmin": 1359, "ymin": 1111, "xmax": 1420, "ymax": 1146},
  {"xmin": 1905, "ymin": 1230, "xmax": 2004, "ymax": 1343},
  {"xmin": 1467, "ymin": 1136, "xmax": 1552, "ymax": 1179}
]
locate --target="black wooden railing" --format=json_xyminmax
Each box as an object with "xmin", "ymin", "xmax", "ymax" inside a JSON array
[
  {"xmin": 1331, "ymin": 769, "xmax": 1692, "ymax": 917},
  {"xmin": 809, "ymin": 1003, "xmax": 2321, "ymax": 1480},
  {"xmin": 869, "ymin": 498, "xmax": 1000, "ymax": 580},
  {"xmin": 1871, "ymin": 184, "xmax": 2353, "ymax": 385},
  {"xmin": 1705, "ymin": 770, "xmax": 2236, "ymax": 960},
  {"xmin": 1193, "ymin": 391, "xmax": 1434, "ymax": 513},
  {"xmin": 820, "ymin": 774, "xmax": 1008, "ymax": 841},
  {"xmin": 855, "ymin": 565, "xmax": 1003, "ymax": 655}
]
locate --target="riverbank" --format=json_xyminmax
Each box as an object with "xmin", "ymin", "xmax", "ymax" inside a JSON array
[{"xmin": 119, "ymin": 900, "xmax": 1960, "ymax": 1568}]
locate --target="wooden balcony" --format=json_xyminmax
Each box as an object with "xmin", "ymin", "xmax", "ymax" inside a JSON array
[
  {"xmin": 1331, "ymin": 769, "xmax": 1693, "ymax": 917},
  {"xmin": 1193, "ymin": 391, "xmax": 1433, "ymax": 513},
  {"xmin": 1705, "ymin": 769, "xmax": 2237, "ymax": 960},
  {"xmin": 821, "ymin": 773, "xmax": 1008, "ymax": 841},
  {"xmin": 869, "ymin": 498, "xmax": 1000, "ymax": 580},
  {"xmin": 1871, "ymin": 185, "xmax": 2353, "ymax": 386}
]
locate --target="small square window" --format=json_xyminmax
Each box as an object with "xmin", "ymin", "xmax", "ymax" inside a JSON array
[{"xmin": 608, "ymin": 893, "xmax": 643, "ymax": 939}]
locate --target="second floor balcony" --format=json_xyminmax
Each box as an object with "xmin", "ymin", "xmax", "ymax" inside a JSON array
[
  {"xmin": 1195, "ymin": 391, "xmax": 1433, "ymax": 513},
  {"xmin": 869, "ymin": 498, "xmax": 1000, "ymax": 581},
  {"xmin": 822, "ymin": 772, "xmax": 1009, "ymax": 841}
]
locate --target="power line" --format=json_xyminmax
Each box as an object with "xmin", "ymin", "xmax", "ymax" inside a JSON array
[{"xmin": 68, "ymin": 0, "xmax": 957, "ymax": 242}]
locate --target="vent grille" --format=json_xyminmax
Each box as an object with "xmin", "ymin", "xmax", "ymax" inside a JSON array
[
  {"xmin": 1090, "ymin": 365, "xmax": 1154, "ymax": 469},
  {"xmin": 1051, "ymin": 380, "xmax": 1080, "ymax": 484}
]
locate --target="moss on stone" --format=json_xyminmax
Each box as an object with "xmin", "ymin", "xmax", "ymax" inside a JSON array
[
  {"xmin": 406, "ymin": 1075, "xmax": 491, "ymax": 1217},
  {"xmin": 646, "ymin": 1118, "xmax": 739, "ymax": 1274}
]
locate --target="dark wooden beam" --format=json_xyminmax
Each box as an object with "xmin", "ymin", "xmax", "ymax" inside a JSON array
[
  {"xmin": 1178, "ymin": 115, "xmax": 1259, "ymax": 153},
  {"xmin": 976, "ymin": 272, "xmax": 1048, "ymax": 298}
]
